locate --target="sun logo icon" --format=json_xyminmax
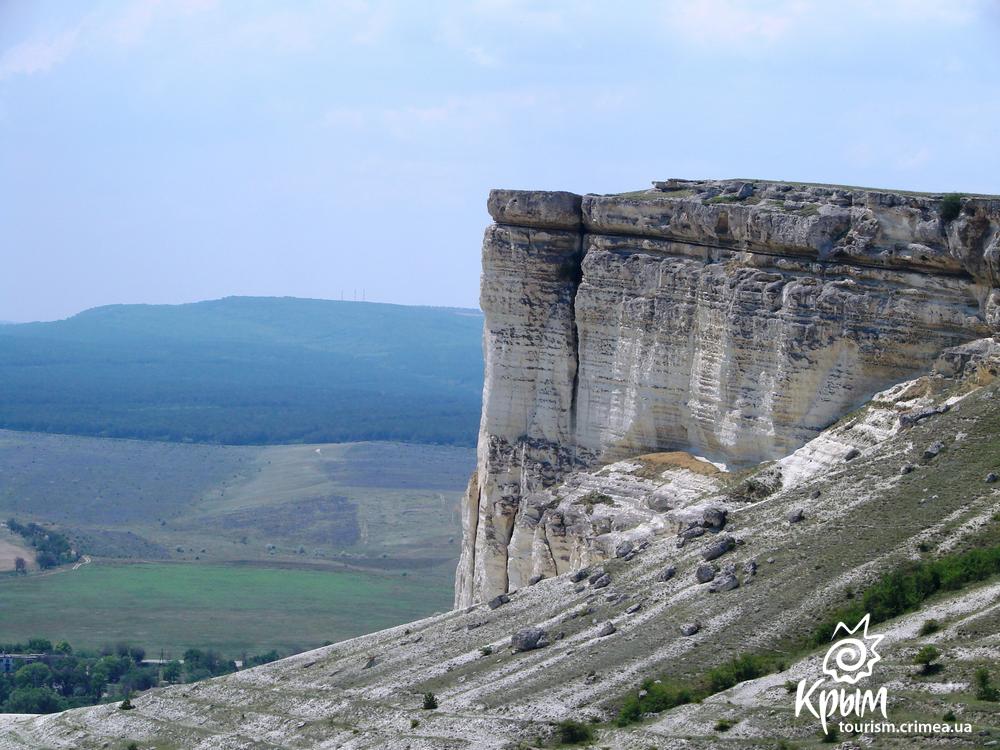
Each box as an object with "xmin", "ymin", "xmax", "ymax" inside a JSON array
[{"xmin": 821, "ymin": 613, "xmax": 884, "ymax": 685}]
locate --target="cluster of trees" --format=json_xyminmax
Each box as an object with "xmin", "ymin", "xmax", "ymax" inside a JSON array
[
  {"xmin": 0, "ymin": 639, "xmax": 280, "ymax": 714},
  {"xmin": 6, "ymin": 519, "xmax": 78, "ymax": 569}
]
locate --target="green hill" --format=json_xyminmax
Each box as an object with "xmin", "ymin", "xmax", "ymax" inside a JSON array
[{"xmin": 0, "ymin": 297, "xmax": 484, "ymax": 445}]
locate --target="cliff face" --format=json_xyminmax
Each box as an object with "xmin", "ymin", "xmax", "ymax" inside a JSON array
[{"xmin": 456, "ymin": 178, "xmax": 1000, "ymax": 606}]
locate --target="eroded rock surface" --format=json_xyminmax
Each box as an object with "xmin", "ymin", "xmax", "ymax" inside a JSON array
[{"xmin": 459, "ymin": 179, "xmax": 998, "ymax": 605}]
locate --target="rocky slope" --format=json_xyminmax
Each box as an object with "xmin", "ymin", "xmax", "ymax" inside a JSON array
[
  {"xmin": 2, "ymin": 337, "xmax": 999, "ymax": 749},
  {"xmin": 459, "ymin": 179, "xmax": 1000, "ymax": 606}
]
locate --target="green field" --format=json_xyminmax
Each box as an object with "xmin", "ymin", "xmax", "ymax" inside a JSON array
[
  {"xmin": 0, "ymin": 562, "xmax": 450, "ymax": 658},
  {"xmin": 0, "ymin": 433, "xmax": 473, "ymax": 657}
]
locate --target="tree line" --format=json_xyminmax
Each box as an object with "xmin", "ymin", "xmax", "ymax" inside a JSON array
[
  {"xmin": 0, "ymin": 638, "xmax": 280, "ymax": 714},
  {"xmin": 6, "ymin": 519, "xmax": 79, "ymax": 569}
]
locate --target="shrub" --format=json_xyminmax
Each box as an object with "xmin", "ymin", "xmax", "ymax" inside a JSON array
[
  {"xmin": 914, "ymin": 645, "xmax": 941, "ymax": 674},
  {"xmin": 555, "ymin": 719, "xmax": 594, "ymax": 744},
  {"xmin": 820, "ymin": 725, "xmax": 839, "ymax": 743},
  {"xmin": 480, "ymin": 645, "xmax": 493, "ymax": 657},
  {"xmin": 919, "ymin": 619, "xmax": 941, "ymax": 636},
  {"xmin": 410, "ymin": 718, "xmax": 419, "ymax": 729},
  {"xmin": 616, "ymin": 680, "xmax": 698, "ymax": 726},
  {"xmin": 422, "ymin": 692, "xmax": 438, "ymax": 710},
  {"xmin": 812, "ymin": 543, "xmax": 1000, "ymax": 646},
  {"xmin": 974, "ymin": 667, "xmax": 999, "ymax": 701},
  {"xmin": 714, "ymin": 718, "xmax": 734, "ymax": 732},
  {"xmin": 706, "ymin": 653, "xmax": 772, "ymax": 692},
  {"xmin": 941, "ymin": 193, "xmax": 963, "ymax": 223},
  {"xmin": 943, "ymin": 709, "xmax": 957, "ymax": 721},
  {"xmin": 120, "ymin": 696, "xmax": 135, "ymax": 711}
]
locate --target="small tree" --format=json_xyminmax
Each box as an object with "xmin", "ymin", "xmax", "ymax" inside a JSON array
[
  {"xmin": 975, "ymin": 667, "xmax": 999, "ymax": 701},
  {"xmin": 421, "ymin": 692, "xmax": 438, "ymax": 710},
  {"xmin": 941, "ymin": 193, "xmax": 963, "ymax": 223},
  {"xmin": 555, "ymin": 719, "xmax": 594, "ymax": 744},
  {"xmin": 14, "ymin": 557, "xmax": 27, "ymax": 574},
  {"xmin": 914, "ymin": 645, "xmax": 941, "ymax": 675}
]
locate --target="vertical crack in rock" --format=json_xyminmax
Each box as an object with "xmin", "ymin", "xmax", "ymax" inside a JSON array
[{"xmin": 457, "ymin": 180, "xmax": 1000, "ymax": 606}]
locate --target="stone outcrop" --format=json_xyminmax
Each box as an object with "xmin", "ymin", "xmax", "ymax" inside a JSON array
[{"xmin": 458, "ymin": 178, "xmax": 1000, "ymax": 606}]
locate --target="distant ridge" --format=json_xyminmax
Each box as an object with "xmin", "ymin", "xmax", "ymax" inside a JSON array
[{"xmin": 0, "ymin": 296, "xmax": 484, "ymax": 446}]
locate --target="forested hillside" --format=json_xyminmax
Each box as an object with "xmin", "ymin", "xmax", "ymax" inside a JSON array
[{"xmin": 0, "ymin": 297, "xmax": 483, "ymax": 445}]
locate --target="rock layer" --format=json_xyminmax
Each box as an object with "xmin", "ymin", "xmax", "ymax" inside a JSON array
[{"xmin": 458, "ymin": 178, "xmax": 999, "ymax": 606}]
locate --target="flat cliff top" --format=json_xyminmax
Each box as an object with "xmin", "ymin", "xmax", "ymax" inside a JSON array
[{"xmin": 487, "ymin": 178, "xmax": 1000, "ymax": 284}]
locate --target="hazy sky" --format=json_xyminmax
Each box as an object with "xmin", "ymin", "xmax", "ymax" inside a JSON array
[{"xmin": 2, "ymin": 1, "xmax": 999, "ymax": 321}]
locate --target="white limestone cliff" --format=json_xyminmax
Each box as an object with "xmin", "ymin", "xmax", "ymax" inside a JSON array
[{"xmin": 457, "ymin": 178, "xmax": 1000, "ymax": 606}]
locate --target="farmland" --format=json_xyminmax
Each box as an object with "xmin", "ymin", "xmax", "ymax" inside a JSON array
[
  {"xmin": 0, "ymin": 562, "xmax": 449, "ymax": 658},
  {"xmin": 0, "ymin": 431, "xmax": 473, "ymax": 656}
]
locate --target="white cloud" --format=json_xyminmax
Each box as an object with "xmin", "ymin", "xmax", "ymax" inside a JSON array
[
  {"xmin": 660, "ymin": 0, "xmax": 982, "ymax": 50},
  {"xmin": 0, "ymin": 29, "xmax": 79, "ymax": 80},
  {"xmin": 667, "ymin": 0, "xmax": 805, "ymax": 45}
]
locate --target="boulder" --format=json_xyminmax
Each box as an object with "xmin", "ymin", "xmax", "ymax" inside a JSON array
[
  {"xmin": 923, "ymin": 441, "xmax": 944, "ymax": 460},
  {"xmin": 669, "ymin": 504, "xmax": 728, "ymax": 533},
  {"xmin": 743, "ymin": 559, "xmax": 758, "ymax": 578},
  {"xmin": 680, "ymin": 622, "xmax": 700, "ymax": 636},
  {"xmin": 680, "ymin": 526, "xmax": 707, "ymax": 541},
  {"xmin": 695, "ymin": 564, "xmax": 717, "ymax": 583},
  {"xmin": 587, "ymin": 568, "xmax": 606, "ymax": 584},
  {"xmin": 528, "ymin": 574, "xmax": 544, "ymax": 586},
  {"xmin": 655, "ymin": 565, "xmax": 677, "ymax": 583},
  {"xmin": 702, "ymin": 506, "xmax": 728, "ymax": 530},
  {"xmin": 488, "ymin": 594, "xmax": 510, "ymax": 610},
  {"xmin": 591, "ymin": 573, "xmax": 611, "ymax": 589},
  {"xmin": 625, "ymin": 602, "xmax": 642, "ymax": 615},
  {"xmin": 569, "ymin": 568, "xmax": 589, "ymax": 583},
  {"xmin": 596, "ymin": 621, "xmax": 616, "ymax": 637},
  {"xmin": 900, "ymin": 464, "xmax": 915, "ymax": 475},
  {"xmin": 702, "ymin": 535, "xmax": 735, "ymax": 561},
  {"xmin": 809, "ymin": 489, "xmax": 821, "ymax": 499},
  {"xmin": 987, "ymin": 472, "xmax": 998, "ymax": 484},
  {"xmin": 844, "ymin": 447, "xmax": 861, "ymax": 461},
  {"xmin": 615, "ymin": 540, "xmax": 635, "ymax": 558},
  {"xmin": 787, "ymin": 508, "xmax": 805, "ymax": 524},
  {"xmin": 709, "ymin": 574, "xmax": 740, "ymax": 593},
  {"xmin": 511, "ymin": 627, "xmax": 549, "ymax": 652}
]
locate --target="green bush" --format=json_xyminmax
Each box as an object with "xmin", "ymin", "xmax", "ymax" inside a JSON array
[
  {"xmin": 616, "ymin": 680, "xmax": 699, "ymax": 726},
  {"xmin": 943, "ymin": 709, "xmax": 957, "ymax": 721},
  {"xmin": 616, "ymin": 653, "xmax": 778, "ymax": 726},
  {"xmin": 812, "ymin": 543, "xmax": 1000, "ymax": 645},
  {"xmin": 714, "ymin": 718, "xmax": 734, "ymax": 732},
  {"xmin": 941, "ymin": 193, "xmax": 963, "ymax": 222},
  {"xmin": 975, "ymin": 667, "xmax": 999, "ymax": 701},
  {"xmin": 422, "ymin": 692, "xmax": 438, "ymax": 710},
  {"xmin": 706, "ymin": 653, "xmax": 772, "ymax": 693},
  {"xmin": 919, "ymin": 618, "xmax": 941, "ymax": 636},
  {"xmin": 554, "ymin": 719, "xmax": 594, "ymax": 744},
  {"xmin": 914, "ymin": 645, "xmax": 941, "ymax": 674}
]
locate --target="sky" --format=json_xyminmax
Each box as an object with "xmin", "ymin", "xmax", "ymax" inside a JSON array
[{"xmin": 1, "ymin": 1, "xmax": 999, "ymax": 322}]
